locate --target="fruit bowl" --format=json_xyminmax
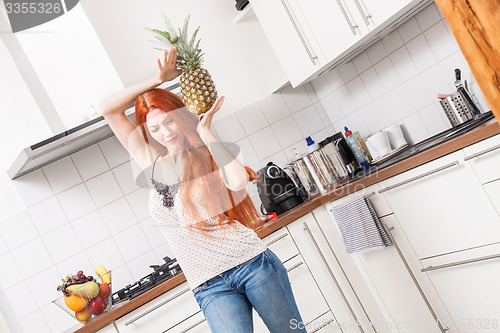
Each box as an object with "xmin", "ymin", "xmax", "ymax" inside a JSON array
[{"xmin": 53, "ymin": 267, "xmax": 112, "ymax": 324}]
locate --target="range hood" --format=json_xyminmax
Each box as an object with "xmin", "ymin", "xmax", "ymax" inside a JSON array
[
  {"xmin": 8, "ymin": 109, "xmax": 133, "ymax": 180},
  {"xmin": 8, "ymin": 83, "xmax": 180, "ymax": 180}
]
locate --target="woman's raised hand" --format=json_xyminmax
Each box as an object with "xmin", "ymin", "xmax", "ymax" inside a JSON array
[
  {"xmin": 196, "ymin": 96, "xmax": 225, "ymax": 139},
  {"xmin": 157, "ymin": 46, "xmax": 183, "ymax": 83}
]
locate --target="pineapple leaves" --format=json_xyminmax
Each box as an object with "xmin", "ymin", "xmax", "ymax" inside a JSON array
[
  {"xmin": 148, "ymin": 13, "xmax": 204, "ymax": 71},
  {"xmin": 189, "ymin": 26, "xmax": 200, "ymax": 49},
  {"xmin": 182, "ymin": 15, "xmax": 190, "ymax": 39},
  {"xmin": 161, "ymin": 11, "xmax": 178, "ymax": 39}
]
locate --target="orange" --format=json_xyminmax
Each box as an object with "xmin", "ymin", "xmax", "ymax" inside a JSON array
[{"xmin": 64, "ymin": 294, "xmax": 88, "ymax": 312}]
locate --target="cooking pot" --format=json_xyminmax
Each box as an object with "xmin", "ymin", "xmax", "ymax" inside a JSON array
[{"xmin": 287, "ymin": 148, "xmax": 337, "ymax": 197}]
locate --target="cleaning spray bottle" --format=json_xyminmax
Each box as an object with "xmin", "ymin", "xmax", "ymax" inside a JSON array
[{"xmin": 344, "ymin": 126, "xmax": 371, "ymax": 171}]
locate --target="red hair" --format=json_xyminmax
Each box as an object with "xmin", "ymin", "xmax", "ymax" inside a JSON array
[{"xmin": 135, "ymin": 88, "xmax": 265, "ymax": 235}]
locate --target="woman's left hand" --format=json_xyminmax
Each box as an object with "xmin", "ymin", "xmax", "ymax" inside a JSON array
[{"xmin": 196, "ymin": 96, "xmax": 225, "ymax": 140}]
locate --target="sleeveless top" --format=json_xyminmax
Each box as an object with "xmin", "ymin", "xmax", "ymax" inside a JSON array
[{"xmin": 148, "ymin": 156, "xmax": 267, "ymax": 290}]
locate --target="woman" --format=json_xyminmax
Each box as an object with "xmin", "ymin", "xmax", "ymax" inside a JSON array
[{"xmin": 99, "ymin": 46, "xmax": 306, "ymax": 333}]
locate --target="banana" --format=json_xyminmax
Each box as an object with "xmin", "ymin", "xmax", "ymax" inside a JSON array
[
  {"xmin": 66, "ymin": 281, "xmax": 100, "ymax": 299},
  {"xmin": 96, "ymin": 265, "xmax": 111, "ymax": 284}
]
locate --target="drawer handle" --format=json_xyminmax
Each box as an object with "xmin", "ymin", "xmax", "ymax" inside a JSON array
[
  {"xmin": 378, "ymin": 161, "xmax": 459, "ymax": 194},
  {"xmin": 335, "ymin": 0, "xmax": 359, "ymax": 35},
  {"xmin": 178, "ymin": 317, "xmax": 207, "ymax": 333},
  {"xmin": 266, "ymin": 232, "xmax": 289, "ymax": 246},
  {"xmin": 421, "ymin": 253, "xmax": 500, "ymax": 272},
  {"xmin": 124, "ymin": 287, "xmax": 191, "ymax": 325},
  {"xmin": 463, "ymin": 143, "xmax": 500, "ymax": 161},
  {"xmin": 286, "ymin": 261, "xmax": 304, "ymax": 272},
  {"xmin": 310, "ymin": 318, "xmax": 336, "ymax": 333},
  {"xmin": 279, "ymin": 0, "xmax": 318, "ymax": 65},
  {"xmin": 383, "ymin": 225, "xmax": 449, "ymax": 333},
  {"xmin": 353, "ymin": 0, "xmax": 372, "ymax": 25},
  {"xmin": 302, "ymin": 222, "xmax": 364, "ymax": 332}
]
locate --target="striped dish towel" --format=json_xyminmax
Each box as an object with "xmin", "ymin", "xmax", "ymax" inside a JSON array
[{"xmin": 331, "ymin": 197, "xmax": 392, "ymax": 254}]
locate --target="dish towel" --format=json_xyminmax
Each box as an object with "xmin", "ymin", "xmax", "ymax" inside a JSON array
[{"xmin": 331, "ymin": 197, "xmax": 392, "ymax": 254}]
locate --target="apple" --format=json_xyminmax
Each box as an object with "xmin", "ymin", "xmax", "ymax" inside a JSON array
[
  {"xmin": 99, "ymin": 282, "xmax": 111, "ymax": 299},
  {"xmin": 75, "ymin": 306, "xmax": 92, "ymax": 322},
  {"xmin": 89, "ymin": 296, "xmax": 107, "ymax": 316}
]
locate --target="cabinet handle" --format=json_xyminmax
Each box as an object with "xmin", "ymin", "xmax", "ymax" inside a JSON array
[
  {"xmin": 334, "ymin": 0, "xmax": 359, "ymax": 35},
  {"xmin": 383, "ymin": 225, "xmax": 449, "ymax": 333},
  {"xmin": 124, "ymin": 287, "xmax": 191, "ymax": 325},
  {"xmin": 310, "ymin": 318, "xmax": 336, "ymax": 333},
  {"xmin": 286, "ymin": 261, "xmax": 304, "ymax": 272},
  {"xmin": 279, "ymin": 0, "xmax": 318, "ymax": 65},
  {"xmin": 421, "ymin": 253, "xmax": 500, "ymax": 272},
  {"xmin": 178, "ymin": 317, "xmax": 207, "ymax": 333},
  {"xmin": 378, "ymin": 161, "xmax": 459, "ymax": 194},
  {"xmin": 266, "ymin": 232, "xmax": 289, "ymax": 247},
  {"xmin": 463, "ymin": 143, "xmax": 500, "ymax": 161},
  {"xmin": 302, "ymin": 222, "xmax": 365, "ymax": 333},
  {"xmin": 353, "ymin": 0, "xmax": 372, "ymax": 25}
]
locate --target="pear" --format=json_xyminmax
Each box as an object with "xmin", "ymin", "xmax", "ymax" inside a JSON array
[{"xmin": 66, "ymin": 281, "xmax": 100, "ymax": 299}]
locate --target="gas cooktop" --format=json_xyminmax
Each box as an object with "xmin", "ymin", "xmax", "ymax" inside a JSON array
[{"xmin": 111, "ymin": 256, "xmax": 182, "ymax": 305}]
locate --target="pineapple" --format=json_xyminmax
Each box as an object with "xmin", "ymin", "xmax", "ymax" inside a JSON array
[{"xmin": 148, "ymin": 15, "xmax": 218, "ymax": 115}]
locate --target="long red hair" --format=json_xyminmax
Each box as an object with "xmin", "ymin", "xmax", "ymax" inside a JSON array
[{"xmin": 135, "ymin": 88, "xmax": 265, "ymax": 235}]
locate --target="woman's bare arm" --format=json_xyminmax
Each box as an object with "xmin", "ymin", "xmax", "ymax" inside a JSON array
[
  {"xmin": 197, "ymin": 97, "xmax": 249, "ymax": 192},
  {"xmin": 98, "ymin": 46, "xmax": 182, "ymax": 166}
]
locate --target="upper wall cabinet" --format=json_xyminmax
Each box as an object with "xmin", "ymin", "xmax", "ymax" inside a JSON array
[{"xmin": 251, "ymin": 0, "xmax": 431, "ymax": 87}]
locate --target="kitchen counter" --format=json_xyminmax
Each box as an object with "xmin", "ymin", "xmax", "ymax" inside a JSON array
[{"xmin": 72, "ymin": 117, "xmax": 499, "ymax": 333}]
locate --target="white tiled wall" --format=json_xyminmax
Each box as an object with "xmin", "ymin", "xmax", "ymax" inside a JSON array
[
  {"xmin": 211, "ymin": 2, "xmax": 490, "ymax": 212},
  {"xmin": 0, "ymin": 3, "xmax": 492, "ymax": 332},
  {"xmin": 1, "ymin": 136, "xmax": 174, "ymax": 333}
]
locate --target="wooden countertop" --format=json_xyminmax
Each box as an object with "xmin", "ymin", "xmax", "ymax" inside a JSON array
[{"xmin": 72, "ymin": 118, "xmax": 499, "ymax": 333}]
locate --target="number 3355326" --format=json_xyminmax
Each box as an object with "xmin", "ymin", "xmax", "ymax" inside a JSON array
[{"xmin": 5, "ymin": 2, "xmax": 62, "ymax": 14}]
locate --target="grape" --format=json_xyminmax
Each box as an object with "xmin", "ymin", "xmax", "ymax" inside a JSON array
[
  {"xmin": 73, "ymin": 276, "xmax": 80, "ymax": 281},
  {"xmin": 87, "ymin": 275, "xmax": 93, "ymax": 281},
  {"xmin": 81, "ymin": 275, "xmax": 86, "ymax": 281},
  {"xmin": 77, "ymin": 270, "xmax": 83, "ymax": 277},
  {"xmin": 66, "ymin": 281, "xmax": 73, "ymax": 287},
  {"xmin": 56, "ymin": 285, "xmax": 62, "ymax": 291}
]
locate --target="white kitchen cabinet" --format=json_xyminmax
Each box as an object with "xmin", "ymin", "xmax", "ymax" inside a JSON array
[
  {"xmin": 114, "ymin": 282, "xmax": 200, "ymax": 333},
  {"xmin": 462, "ymin": 133, "xmax": 500, "ymax": 184},
  {"xmin": 323, "ymin": 193, "xmax": 454, "ymax": 333},
  {"xmin": 377, "ymin": 150, "xmax": 500, "ymax": 259},
  {"xmin": 251, "ymin": 0, "xmax": 430, "ymax": 86},
  {"xmin": 287, "ymin": 212, "xmax": 378, "ymax": 332},
  {"xmin": 419, "ymin": 242, "xmax": 500, "ymax": 333},
  {"xmin": 170, "ymin": 311, "xmax": 208, "ymax": 333},
  {"xmin": 262, "ymin": 226, "xmax": 300, "ymax": 263},
  {"xmin": 484, "ymin": 179, "xmax": 500, "ymax": 216}
]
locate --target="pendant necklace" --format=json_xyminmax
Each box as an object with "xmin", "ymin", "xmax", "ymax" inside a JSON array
[{"xmin": 151, "ymin": 154, "xmax": 183, "ymax": 208}]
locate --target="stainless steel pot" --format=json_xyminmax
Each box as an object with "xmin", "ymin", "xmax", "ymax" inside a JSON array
[
  {"xmin": 287, "ymin": 149, "xmax": 337, "ymax": 197},
  {"xmin": 319, "ymin": 137, "xmax": 349, "ymax": 179}
]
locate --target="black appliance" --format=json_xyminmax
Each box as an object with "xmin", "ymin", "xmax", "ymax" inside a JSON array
[
  {"xmin": 111, "ymin": 256, "xmax": 182, "ymax": 305},
  {"xmin": 257, "ymin": 162, "xmax": 304, "ymax": 216},
  {"xmin": 331, "ymin": 132, "xmax": 360, "ymax": 175}
]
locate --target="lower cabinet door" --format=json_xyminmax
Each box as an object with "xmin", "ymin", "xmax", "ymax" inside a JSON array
[
  {"xmin": 351, "ymin": 214, "xmax": 444, "ymax": 333},
  {"xmin": 420, "ymin": 242, "xmax": 500, "ymax": 333},
  {"xmin": 114, "ymin": 282, "xmax": 200, "ymax": 333},
  {"xmin": 484, "ymin": 179, "xmax": 500, "ymax": 216},
  {"xmin": 288, "ymin": 212, "xmax": 377, "ymax": 332},
  {"xmin": 171, "ymin": 311, "xmax": 208, "ymax": 333}
]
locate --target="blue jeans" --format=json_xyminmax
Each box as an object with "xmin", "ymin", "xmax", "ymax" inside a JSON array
[{"xmin": 192, "ymin": 248, "xmax": 307, "ymax": 333}]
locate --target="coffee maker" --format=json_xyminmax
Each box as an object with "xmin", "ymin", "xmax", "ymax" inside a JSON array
[{"xmin": 257, "ymin": 162, "xmax": 304, "ymax": 216}]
